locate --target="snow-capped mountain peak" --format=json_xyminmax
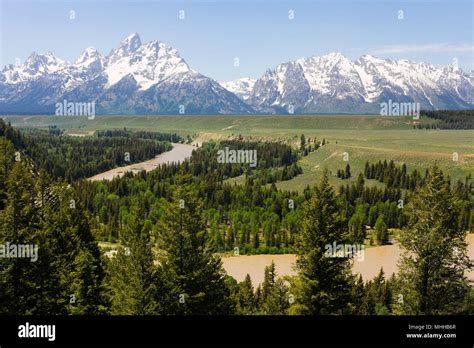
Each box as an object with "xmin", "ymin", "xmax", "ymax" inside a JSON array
[
  {"xmin": 103, "ymin": 34, "xmax": 191, "ymax": 90},
  {"xmin": 76, "ymin": 47, "xmax": 100, "ymax": 64},
  {"xmin": 0, "ymin": 33, "xmax": 252, "ymax": 114},
  {"xmin": 0, "ymin": 37, "xmax": 472, "ymax": 114},
  {"xmin": 75, "ymin": 47, "xmax": 105, "ymax": 73},
  {"xmin": 108, "ymin": 33, "xmax": 142, "ymax": 64},
  {"xmin": 2, "ymin": 51, "xmax": 68, "ymax": 84},
  {"xmin": 25, "ymin": 51, "xmax": 66, "ymax": 71},
  {"xmin": 248, "ymin": 52, "xmax": 473, "ymax": 113}
]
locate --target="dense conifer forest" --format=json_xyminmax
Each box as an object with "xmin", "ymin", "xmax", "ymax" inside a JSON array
[
  {"xmin": 0, "ymin": 119, "xmax": 472, "ymax": 315},
  {"xmin": 418, "ymin": 110, "xmax": 474, "ymax": 129}
]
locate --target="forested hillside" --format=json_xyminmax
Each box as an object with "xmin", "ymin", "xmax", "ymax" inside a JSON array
[{"xmin": 0, "ymin": 119, "xmax": 177, "ymax": 181}]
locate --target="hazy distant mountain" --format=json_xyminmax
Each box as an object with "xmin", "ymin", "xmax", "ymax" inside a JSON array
[{"xmin": 0, "ymin": 34, "xmax": 472, "ymax": 114}]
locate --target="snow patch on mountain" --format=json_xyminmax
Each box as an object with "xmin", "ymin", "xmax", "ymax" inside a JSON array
[
  {"xmin": 0, "ymin": 33, "xmax": 252, "ymax": 114},
  {"xmin": 248, "ymin": 52, "xmax": 473, "ymax": 113},
  {"xmin": 1, "ymin": 36, "xmax": 472, "ymax": 114},
  {"xmin": 220, "ymin": 78, "xmax": 256, "ymax": 101}
]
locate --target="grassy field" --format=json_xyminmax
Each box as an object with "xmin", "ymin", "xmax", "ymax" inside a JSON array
[
  {"xmin": 3, "ymin": 114, "xmax": 436, "ymax": 135},
  {"xmin": 4, "ymin": 115, "xmax": 473, "ymax": 190}
]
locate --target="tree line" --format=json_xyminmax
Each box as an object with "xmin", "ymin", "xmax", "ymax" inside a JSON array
[
  {"xmin": 417, "ymin": 109, "xmax": 474, "ymax": 129},
  {"xmin": 0, "ymin": 119, "xmax": 174, "ymax": 181}
]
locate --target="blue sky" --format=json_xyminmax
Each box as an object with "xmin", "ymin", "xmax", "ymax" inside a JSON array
[{"xmin": 1, "ymin": 0, "xmax": 472, "ymax": 81}]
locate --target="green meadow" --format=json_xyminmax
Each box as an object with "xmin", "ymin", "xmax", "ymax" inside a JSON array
[{"xmin": 4, "ymin": 115, "xmax": 473, "ymax": 190}]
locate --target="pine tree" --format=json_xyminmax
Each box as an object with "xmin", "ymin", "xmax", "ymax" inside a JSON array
[
  {"xmin": 396, "ymin": 164, "xmax": 472, "ymax": 314},
  {"xmin": 235, "ymin": 274, "xmax": 255, "ymax": 314},
  {"xmin": 36, "ymin": 177, "xmax": 107, "ymax": 315},
  {"xmin": 264, "ymin": 278, "xmax": 290, "ymax": 315},
  {"xmin": 0, "ymin": 161, "xmax": 108, "ymax": 315},
  {"xmin": 295, "ymin": 170, "xmax": 353, "ymax": 314},
  {"xmin": 0, "ymin": 161, "xmax": 40, "ymax": 314},
  {"xmin": 366, "ymin": 268, "xmax": 392, "ymax": 315},
  {"xmin": 254, "ymin": 285, "xmax": 263, "ymax": 312},
  {"xmin": 364, "ymin": 161, "xmax": 370, "ymax": 178},
  {"xmin": 108, "ymin": 207, "xmax": 157, "ymax": 315},
  {"xmin": 344, "ymin": 163, "xmax": 351, "ymax": 179},
  {"xmin": 262, "ymin": 261, "xmax": 277, "ymax": 303},
  {"xmin": 156, "ymin": 175, "xmax": 234, "ymax": 315},
  {"xmin": 351, "ymin": 274, "xmax": 366, "ymax": 314}
]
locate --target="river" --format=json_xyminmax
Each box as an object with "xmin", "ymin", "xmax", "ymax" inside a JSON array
[
  {"xmin": 221, "ymin": 234, "xmax": 474, "ymax": 285},
  {"xmin": 89, "ymin": 145, "xmax": 473, "ymax": 286},
  {"xmin": 88, "ymin": 143, "xmax": 195, "ymax": 181}
]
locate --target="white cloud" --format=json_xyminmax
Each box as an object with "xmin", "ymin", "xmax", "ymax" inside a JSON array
[{"xmin": 372, "ymin": 43, "xmax": 473, "ymax": 55}]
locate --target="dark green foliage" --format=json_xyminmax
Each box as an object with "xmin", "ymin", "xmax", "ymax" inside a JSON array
[
  {"xmin": 419, "ymin": 110, "xmax": 474, "ymax": 129},
  {"xmin": 364, "ymin": 160, "xmax": 427, "ymax": 190},
  {"xmin": 22, "ymin": 132, "xmax": 172, "ymax": 181},
  {"xmin": 0, "ymin": 155, "xmax": 107, "ymax": 315},
  {"xmin": 396, "ymin": 164, "xmax": 472, "ymax": 314},
  {"xmin": 260, "ymin": 262, "xmax": 290, "ymax": 315},
  {"xmin": 1, "ymin": 117, "xmax": 472, "ymax": 316},
  {"xmin": 296, "ymin": 171, "xmax": 354, "ymax": 314},
  {"xmin": 107, "ymin": 211, "xmax": 157, "ymax": 315},
  {"xmin": 235, "ymin": 274, "xmax": 256, "ymax": 314},
  {"xmin": 97, "ymin": 129, "xmax": 182, "ymax": 142},
  {"xmin": 155, "ymin": 176, "xmax": 234, "ymax": 315}
]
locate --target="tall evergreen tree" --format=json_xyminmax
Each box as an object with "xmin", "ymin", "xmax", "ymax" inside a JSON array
[
  {"xmin": 0, "ymin": 157, "xmax": 108, "ymax": 315},
  {"xmin": 156, "ymin": 175, "xmax": 234, "ymax": 315},
  {"xmin": 235, "ymin": 274, "xmax": 255, "ymax": 314},
  {"xmin": 108, "ymin": 209, "xmax": 157, "ymax": 315},
  {"xmin": 295, "ymin": 170, "xmax": 353, "ymax": 314},
  {"xmin": 300, "ymin": 134, "xmax": 306, "ymax": 151},
  {"xmin": 263, "ymin": 278, "xmax": 290, "ymax": 315},
  {"xmin": 261, "ymin": 261, "xmax": 277, "ymax": 303},
  {"xmin": 31, "ymin": 174, "xmax": 107, "ymax": 315},
  {"xmin": 351, "ymin": 274, "xmax": 366, "ymax": 314},
  {"xmin": 364, "ymin": 268, "xmax": 392, "ymax": 315},
  {"xmin": 396, "ymin": 164, "xmax": 472, "ymax": 314},
  {"xmin": 0, "ymin": 161, "xmax": 39, "ymax": 314}
]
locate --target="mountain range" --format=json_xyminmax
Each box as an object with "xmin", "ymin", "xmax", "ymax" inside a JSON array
[{"xmin": 1, "ymin": 33, "xmax": 472, "ymax": 114}]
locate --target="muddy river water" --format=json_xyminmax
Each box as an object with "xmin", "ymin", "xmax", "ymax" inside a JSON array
[
  {"xmin": 88, "ymin": 143, "xmax": 195, "ymax": 181},
  {"xmin": 222, "ymin": 234, "xmax": 474, "ymax": 285}
]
